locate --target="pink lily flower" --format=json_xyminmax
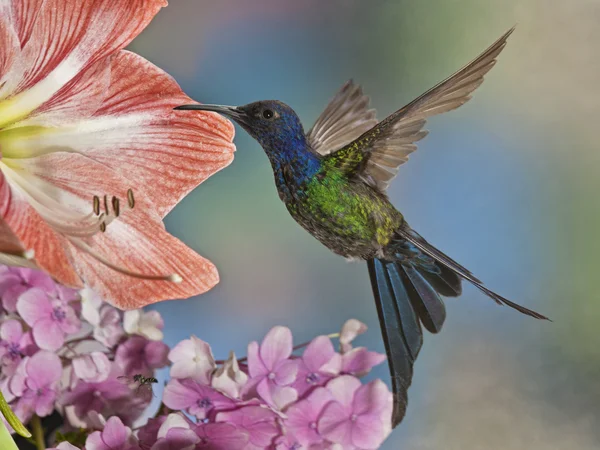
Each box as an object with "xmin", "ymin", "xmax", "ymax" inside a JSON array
[{"xmin": 0, "ymin": 0, "xmax": 235, "ymax": 309}]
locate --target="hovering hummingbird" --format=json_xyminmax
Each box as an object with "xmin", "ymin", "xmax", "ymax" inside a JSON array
[{"xmin": 176, "ymin": 27, "xmax": 548, "ymax": 427}]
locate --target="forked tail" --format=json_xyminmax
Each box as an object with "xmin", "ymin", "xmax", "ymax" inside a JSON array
[{"xmin": 368, "ymin": 226, "xmax": 548, "ymax": 427}]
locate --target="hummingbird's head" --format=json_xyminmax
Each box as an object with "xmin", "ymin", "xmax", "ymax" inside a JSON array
[{"xmin": 175, "ymin": 100, "xmax": 307, "ymax": 158}]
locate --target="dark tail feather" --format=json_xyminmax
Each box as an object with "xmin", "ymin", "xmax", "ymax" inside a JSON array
[
  {"xmin": 396, "ymin": 226, "xmax": 550, "ymax": 321},
  {"xmin": 367, "ymin": 258, "xmax": 458, "ymax": 427}
]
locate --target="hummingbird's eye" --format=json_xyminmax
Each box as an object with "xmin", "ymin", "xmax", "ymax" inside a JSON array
[{"xmin": 262, "ymin": 109, "xmax": 274, "ymax": 119}]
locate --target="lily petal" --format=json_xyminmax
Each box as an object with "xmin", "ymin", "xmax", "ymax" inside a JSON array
[
  {"xmin": 0, "ymin": 171, "xmax": 81, "ymax": 286},
  {"xmin": 20, "ymin": 57, "xmax": 112, "ymax": 127},
  {"xmin": 0, "ymin": 4, "xmax": 20, "ymax": 84},
  {"xmin": 8, "ymin": 0, "xmax": 45, "ymax": 46},
  {"xmin": 0, "ymin": 0, "xmax": 167, "ymax": 124}
]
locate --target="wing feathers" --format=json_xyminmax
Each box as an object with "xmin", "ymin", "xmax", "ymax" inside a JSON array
[
  {"xmin": 307, "ymin": 80, "xmax": 378, "ymax": 155},
  {"xmin": 316, "ymin": 28, "xmax": 515, "ymax": 191}
]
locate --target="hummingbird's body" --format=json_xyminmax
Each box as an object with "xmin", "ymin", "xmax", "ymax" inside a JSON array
[
  {"xmin": 277, "ymin": 154, "xmax": 403, "ymax": 260},
  {"xmin": 176, "ymin": 27, "xmax": 548, "ymax": 428}
]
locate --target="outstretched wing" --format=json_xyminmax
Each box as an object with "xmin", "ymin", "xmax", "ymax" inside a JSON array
[
  {"xmin": 307, "ymin": 80, "xmax": 378, "ymax": 156},
  {"xmin": 326, "ymin": 27, "xmax": 515, "ymax": 191}
]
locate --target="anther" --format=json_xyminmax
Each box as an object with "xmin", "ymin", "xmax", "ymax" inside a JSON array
[
  {"xmin": 93, "ymin": 195, "xmax": 100, "ymax": 215},
  {"xmin": 127, "ymin": 189, "xmax": 135, "ymax": 208},
  {"xmin": 99, "ymin": 222, "xmax": 106, "ymax": 233},
  {"xmin": 112, "ymin": 196, "xmax": 120, "ymax": 217},
  {"xmin": 103, "ymin": 195, "xmax": 109, "ymax": 215}
]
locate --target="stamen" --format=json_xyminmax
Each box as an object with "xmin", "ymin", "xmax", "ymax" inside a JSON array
[
  {"xmin": 93, "ymin": 196, "xmax": 100, "ymax": 215},
  {"xmin": 127, "ymin": 189, "xmax": 135, "ymax": 208},
  {"xmin": 112, "ymin": 196, "xmax": 120, "ymax": 217},
  {"xmin": 2, "ymin": 165, "xmax": 106, "ymax": 237},
  {"xmin": 68, "ymin": 237, "xmax": 183, "ymax": 283}
]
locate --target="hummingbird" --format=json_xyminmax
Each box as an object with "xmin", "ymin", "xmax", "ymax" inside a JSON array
[{"xmin": 175, "ymin": 27, "xmax": 548, "ymax": 427}]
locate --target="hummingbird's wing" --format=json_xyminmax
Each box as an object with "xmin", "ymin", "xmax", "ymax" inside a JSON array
[
  {"xmin": 307, "ymin": 80, "xmax": 378, "ymax": 155},
  {"xmin": 326, "ymin": 27, "xmax": 514, "ymax": 191}
]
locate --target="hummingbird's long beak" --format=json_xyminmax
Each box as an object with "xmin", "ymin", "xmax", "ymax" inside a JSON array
[{"xmin": 174, "ymin": 104, "xmax": 248, "ymax": 125}]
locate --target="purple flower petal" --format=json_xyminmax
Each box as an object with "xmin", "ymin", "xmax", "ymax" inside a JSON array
[
  {"xmin": 26, "ymin": 351, "xmax": 62, "ymax": 388},
  {"xmin": 57, "ymin": 305, "xmax": 81, "ymax": 335},
  {"xmin": 21, "ymin": 269, "xmax": 56, "ymax": 294},
  {"xmin": 35, "ymin": 389, "xmax": 56, "ymax": 417},
  {"xmin": 16, "ymin": 288, "xmax": 52, "ymax": 326},
  {"xmin": 256, "ymin": 377, "xmax": 274, "ymax": 406},
  {"xmin": 0, "ymin": 272, "xmax": 22, "ymax": 296},
  {"xmin": 352, "ymin": 414, "xmax": 386, "ymax": 449},
  {"xmin": 145, "ymin": 341, "xmax": 170, "ymax": 369},
  {"xmin": 85, "ymin": 431, "xmax": 107, "ymax": 450},
  {"xmin": 274, "ymin": 359, "xmax": 298, "ymax": 386},
  {"xmin": 352, "ymin": 380, "xmax": 392, "ymax": 417},
  {"xmin": 339, "ymin": 319, "xmax": 367, "ymax": 352},
  {"xmin": 303, "ymin": 336, "xmax": 336, "ymax": 372},
  {"xmin": 271, "ymin": 385, "xmax": 298, "ymax": 410},
  {"xmin": 325, "ymin": 375, "xmax": 361, "ymax": 409},
  {"xmin": 0, "ymin": 319, "xmax": 23, "ymax": 342},
  {"xmin": 259, "ymin": 326, "xmax": 293, "ymax": 370},
  {"xmin": 2, "ymin": 284, "xmax": 28, "ymax": 312},
  {"xmin": 163, "ymin": 379, "xmax": 236, "ymax": 419},
  {"xmin": 32, "ymin": 318, "xmax": 64, "ymax": 351},
  {"xmin": 216, "ymin": 406, "xmax": 279, "ymax": 449},
  {"xmin": 101, "ymin": 416, "xmax": 130, "ymax": 448},
  {"xmin": 341, "ymin": 347, "xmax": 386, "ymax": 376},
  {"xmin": 317, "ymin": 401, "xmax": 352, "ymax": 446},
  {"xmin": 286, "ymin": 387, "xmax": 333, "ymax": 445},
  {"xmin": 246, "ymin": 341, "xmax": 266, "ymax": 378},
  {"xmin": 162, "ymin": 379, "xmax": 198, "ymax": 410},
  {"xmin": 168, "ymin": 336, "xmax": 215, "ymax": 383}
]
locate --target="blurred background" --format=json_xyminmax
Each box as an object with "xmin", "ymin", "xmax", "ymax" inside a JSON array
[{"xmin": 128, "ymin": 1, "xmax": 599, "ymax": 449}]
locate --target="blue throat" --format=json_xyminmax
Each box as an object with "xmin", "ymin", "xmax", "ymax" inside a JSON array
[{"xmin": 264, "ymin": 134, "xmax": 321, "ymax": 200}]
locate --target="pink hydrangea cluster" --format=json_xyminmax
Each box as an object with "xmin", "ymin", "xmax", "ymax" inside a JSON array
[{"xmin": 0, "ymin": 266, "xmax": 393, "ymax": 450}]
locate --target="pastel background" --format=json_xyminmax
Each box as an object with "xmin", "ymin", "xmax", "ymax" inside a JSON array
[{"xmin": 128, "ymin": 1, "xmax": 599, "ymax": 449}]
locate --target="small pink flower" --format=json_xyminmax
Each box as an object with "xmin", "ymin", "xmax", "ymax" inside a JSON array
[
  {"xmin": 124, "ymin": 309, "xmax": 164, "ymax": 341},
  {"xmin": 0, "ymin": 319, "xmax": 36, "ymax": 375},
  {"xmin": 216, "ymin": 406, "xmax": 280, "ymax": 450},
  {"xmin": 286, "ymin": 387, "xmax": 334, "ymax": 446},
  {"xmin": 168, "ymin": 335, "xmax": 215, "ymax": 383},
  {"xmin": 86, "ymin": 416, "xmax": 141, "ymax": 450},
  {"xmin": 245, "ymin": 326, "xmax": 298, "ymax": 409},
  {"xmin": 115, "ymin": 336, "xmax": 169, "ymax": 376},
  {"xmin": 292, "ymin": 336, "xmax": 341, "ymax": 397},
  {"xmin": 73, "ymin": 352, "xmax": 111, "ymax": 383},
  {"xmin": 0, "ymin": 267, "xmax": 56, "ymax": 312},
  {"xmin": 17, "ymin": 287, "xmax": 81, "ymax": 351},
  {"xmin": 163, "ymin": 379, "xmax": 236, "ymax": 419},
  {"xmin": 11, "ymin": 351, "xmax": 62, "ymax": 420},
  {"xmin": 211, "ymin": 351, "xmax": 248, "ymax": 398},
  {"xmin": 339, "ymin": 320, "xmax": 368, "ymax": 353},
  {"xmin": 318, "ymin": 376, "xmax": 393, "ymax": 449}
]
